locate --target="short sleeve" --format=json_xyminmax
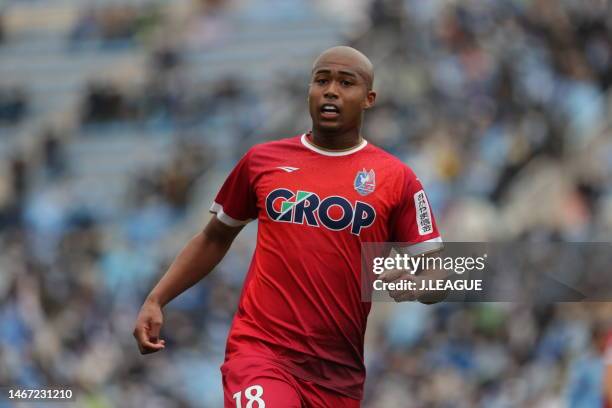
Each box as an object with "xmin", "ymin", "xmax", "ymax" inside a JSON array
[
  {"xmin": 390, "ymin": 166, "xmax": 443, "ymax": 256},
  {"xmin": 209, "ymin": 150, "xmax": 258, "ymax": 226}
]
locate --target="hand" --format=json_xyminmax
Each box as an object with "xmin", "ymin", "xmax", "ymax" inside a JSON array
[
  {"xmin": 378, "ymin": 269, "xmax": 422, "ymax": 302},
  {"xmin": 133, "ymin": 299, "xmax": 166, "ymax": 354}
]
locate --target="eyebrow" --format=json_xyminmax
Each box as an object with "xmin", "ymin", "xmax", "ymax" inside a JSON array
[{"xmin": 313, "ymin": 69, "xmax": 360, "ymax": 80}]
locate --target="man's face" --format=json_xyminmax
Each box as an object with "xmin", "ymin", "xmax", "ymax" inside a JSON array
[{"xmin": 308, "ymin": 56, "xmax": 375, "ymax": 134}]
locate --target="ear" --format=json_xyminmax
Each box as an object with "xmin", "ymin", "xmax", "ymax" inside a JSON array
[{"xmin": 363, "ymin": 90, "xmax": 376, "ymax": 110}]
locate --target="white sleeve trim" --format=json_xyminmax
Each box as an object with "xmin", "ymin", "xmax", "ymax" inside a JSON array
[
  {"xmin": 209, "ymin": 202, "xmax": 253, "ymax": 227},
  {"xmin": 406, "ymin": 236, "xmax": 444, "ymax": 256}
]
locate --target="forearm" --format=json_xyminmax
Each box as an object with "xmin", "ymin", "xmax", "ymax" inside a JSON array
[
  {"xmin": 605, "ymin": 365, "xmax": 612, "ymax": 406},
  {"xmin": 146, "ymin": 230, "xmax": 232, "ymax": 307}
]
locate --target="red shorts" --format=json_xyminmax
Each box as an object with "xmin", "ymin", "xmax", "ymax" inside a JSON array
[{"xmin": 221, "ymin": 355, "xmax": 361, "ymax": 408}]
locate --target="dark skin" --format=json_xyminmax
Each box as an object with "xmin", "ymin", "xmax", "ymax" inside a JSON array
[
  {"xmin": 307, "ymin": 46, "xmax": 377, "ymax": 150},
  {"xmin": 133, "ymin": 46, "xmax": 441, "ymax": 355},
  {"xmin": 133, "ymin": 217, "xmax": 243, "ymax": 354}
]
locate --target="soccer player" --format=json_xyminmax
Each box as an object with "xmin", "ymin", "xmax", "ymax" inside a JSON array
[{"xmin": 133, "ymin": 46, "xmax": 443, "ymax": 407}]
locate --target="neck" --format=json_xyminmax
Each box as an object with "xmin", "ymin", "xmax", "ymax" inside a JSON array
[{"xmin": 309, "ymin": 128, "xmax": 363, "ymax": 151}]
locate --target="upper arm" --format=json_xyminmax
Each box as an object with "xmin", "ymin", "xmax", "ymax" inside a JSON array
[
  {"xmin": 202, "ymin": 215, "xmax": 244, "ymax": 246},
  {"xmin": 209, "ymin": 149, "xmax": 258, "ymax": 225},
  {"xmin": 390, "ymin": 165, "xmax": 443, "ymax": 254}
]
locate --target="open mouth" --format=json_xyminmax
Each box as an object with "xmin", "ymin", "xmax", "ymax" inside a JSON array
[{"xmin": 320, "ymin": 104, "xmax": 340, "ymax": 119}]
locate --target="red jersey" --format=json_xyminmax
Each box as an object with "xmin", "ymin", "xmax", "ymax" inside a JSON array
[{"xmin": 210, "ymin": 133, "xmax": 442, "ymax": 399}]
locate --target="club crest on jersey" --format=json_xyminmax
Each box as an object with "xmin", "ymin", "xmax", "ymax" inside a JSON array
[
  {"xmin": 354, "ymin": 169, "xmax": 376, "ymax": 196},
  {"xmin": 265, "ymin": 188, "xmax": 376, "ymax": 235}
]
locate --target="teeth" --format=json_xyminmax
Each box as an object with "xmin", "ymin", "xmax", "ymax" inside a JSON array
[{"xmin": 322, "ymin": 105, "xmax": 338, "ymax": 112}]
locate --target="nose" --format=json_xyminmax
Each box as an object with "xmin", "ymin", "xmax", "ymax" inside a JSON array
[{"xmin": 324, "ymin": 81, "xmax": 339, "ymax": 99}]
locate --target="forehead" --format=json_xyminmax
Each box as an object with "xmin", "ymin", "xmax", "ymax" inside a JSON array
[{"xmin": 312, "ymin": 60, "xmax": 367, "ymax": 81}]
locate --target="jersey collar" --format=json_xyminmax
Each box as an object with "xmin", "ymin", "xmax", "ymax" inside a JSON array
[{"xmin": 300, "ymin": 133, "xmax": 368, "ymax": 156}]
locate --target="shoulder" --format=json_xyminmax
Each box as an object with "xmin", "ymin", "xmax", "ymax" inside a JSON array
[
  {"xmin": 365, "ymin": 142, "xmax": 417, "ymax": 181},
  {"xmin": 237, "ymin": 135, "xmax": 303, "ymax": 177},
  {"xmin": 246, "ymin": 134, "xmax": 303, "ymax": 158}
]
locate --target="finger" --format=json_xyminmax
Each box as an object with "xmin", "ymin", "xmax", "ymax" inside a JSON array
[
  {"xmin": 148, "ymin": 319, "xmax": 162, "ymax": 342},
  {"xmin": 133, "ymin": 325, "xmax": 149, "ymax": 345},
  {"xmin": 387, "ymin": 278, "xmax": 419, "ymax": 302},
  {"xmin": 389, "ymin": 289, "xmax": 417, "ymax": 302},
  {"xmin": 140, "ymin": 341, "xmax": 165, "ymax": 354},
  {"xmin": 395, "ymin": 290, "xmax": 419, "ymax": 302},
  {"xmin": 134, "ymin": 325, "xmax": 165, "ymax": 353},
  {"xmin": 138, "ymin": 335, "xmax": 166, "ymax": 354},
  {"xmin": 384, "ymin": 275, "xmax": 416, "ymax": 289},
  {"xmin": 379, "ymin": 269, "xmax": 405, "ymax": 282}
]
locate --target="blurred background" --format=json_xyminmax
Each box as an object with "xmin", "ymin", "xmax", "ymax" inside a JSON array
[{"xmin": 0, "ymin": 0, "xmax": 611, "ymax": 406}]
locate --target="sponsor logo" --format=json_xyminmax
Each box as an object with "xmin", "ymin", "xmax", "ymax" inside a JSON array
[
  {"xmin": 354, "ymin": 169, "xmax": 375, "ymax": 196},
  {"xmin": 277, "ymin": 166, "xmax": 299, "ymax": 172},
  {"xmin": 414, "ymin": 190, "xmax": 433, "ymax": 235},
  {"xmin": 265, "ymin": 188, "xmax": 376, "ymax": 235}
]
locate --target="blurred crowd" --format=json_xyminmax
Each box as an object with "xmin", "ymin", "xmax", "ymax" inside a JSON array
[
  {"xmin": 0, "ymin": 12, "xmax": 5, "ymax": 45},
  {"xmin": 68, "ymin": 4, "xmax": 163, "ymax": 49},
  {"xmin": 0, "ymin": 85, "xmax": 28, "ymax": 125},
  {"xmin": 1, "ymin": 0, "xmax": 612, "ymax": 407}
]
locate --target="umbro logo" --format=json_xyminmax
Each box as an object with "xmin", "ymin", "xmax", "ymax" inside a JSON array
[{"xmin": 277, "ymin": 166, "xmax": 299, "ymax": 173}]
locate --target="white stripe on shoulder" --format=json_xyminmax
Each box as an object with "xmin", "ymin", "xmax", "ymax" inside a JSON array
[
  {"xmin": 406, "ymin": 236, "xmax": 444, "ymax": 256},
  {"xmin": 209, "ymin": 202, "xmax": 253, "ymax": 227}
]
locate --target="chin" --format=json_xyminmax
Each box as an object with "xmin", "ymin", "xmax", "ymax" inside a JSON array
[{"xmin": 316, "ymin": 123, "xmax": 343, "ymax": 133}]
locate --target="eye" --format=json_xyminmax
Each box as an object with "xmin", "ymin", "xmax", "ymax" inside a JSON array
[
  {"xmin": 315, "ymin": 78, "xmax": 328, "ymax": 85},
  {"xmin": 341, "ymin": 80, "xmax": 353, "ymax": 87}
]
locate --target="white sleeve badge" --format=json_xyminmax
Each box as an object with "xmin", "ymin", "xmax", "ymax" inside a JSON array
[{"xmin": 414, "ymin": 190, "xmax": 433, "ymax": 235}]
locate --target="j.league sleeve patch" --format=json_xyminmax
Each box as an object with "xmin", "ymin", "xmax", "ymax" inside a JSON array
[{"xmin": 414, "ymin": 190, "xmax": 433, "ymax": 236}]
